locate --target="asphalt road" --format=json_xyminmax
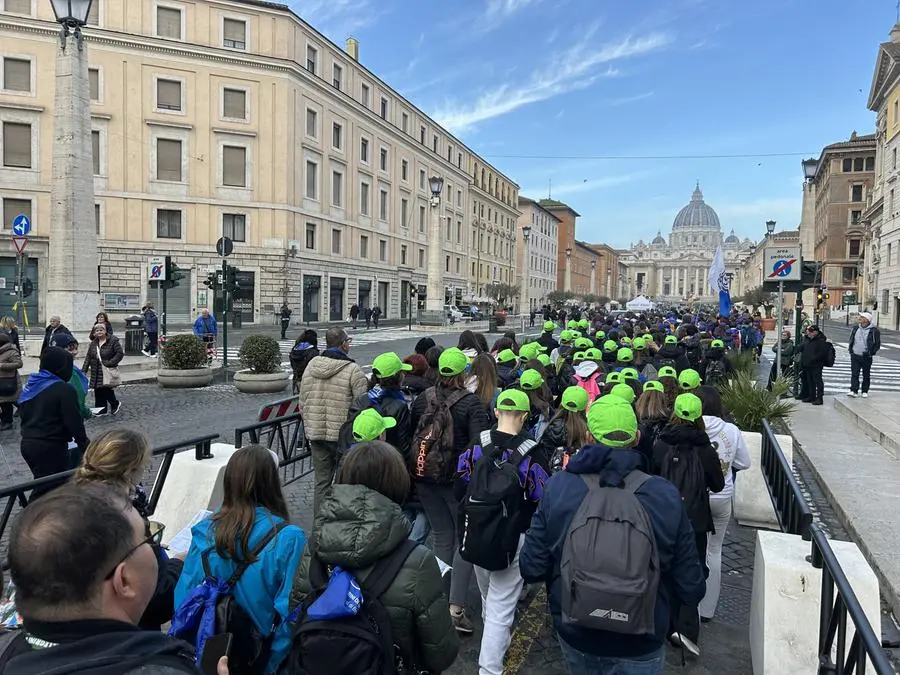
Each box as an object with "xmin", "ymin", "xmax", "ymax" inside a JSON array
[{"xmin": 822, "ymin": 319, "xmax": 900, "ymax": 363}]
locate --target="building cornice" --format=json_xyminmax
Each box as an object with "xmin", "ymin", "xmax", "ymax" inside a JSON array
[{"xmin": 0, "ymin": 101, "xmax": 44, "ymax": 113}]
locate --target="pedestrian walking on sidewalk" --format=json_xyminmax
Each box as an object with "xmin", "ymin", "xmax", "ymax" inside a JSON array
[
  {"xmin": 349, "ymin": 303, "xmax": 359, "ymax": 328},
  {"xmin": 364, "ymin": 306, "xmax": 372, "ymax": 330},
  {"xmin": 0, "ymin": 316, "xmax": 21, "ymax": 354},
  {"xmin": 799, "ymin": 324, "xmax": 829, "ymax": 405},
  {"xmin": 0, "ymin": 332, "xmax": 22, "ymax": 430},
  {"xmin": 847, "ymin": 312, "xmax": 881, "ymax": 399},
  {"xmin": 280, "ymin": 303, "xmax": 292, "ymax": 339},
  {"xmin": 372, "ymin": 304, "xmax": 382, "ymax": 328},
  {"xmin": 141, "ymin": 303, "xmax": 158, "ymax": 357},
  {"xmin": 82, "ymin": 323, "xmax": 124, "ymax": 416},
  {"xmin": 192, "ymin": 308, "xmax": 218, "ymax": 362}
]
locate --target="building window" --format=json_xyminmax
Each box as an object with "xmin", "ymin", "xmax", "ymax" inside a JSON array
[
  {"xmin": 418, "ymin": 205, "xmax": 425, "ymax": 233},
  {"xmin": 331, "ymin": 170, "xmax": 343, "ymax": 207},
  {"xmin": 851, "ymin": 184, "xmax": 863, "ymax": 202},
  {"xmin": 419, "ymin": 126, "xmax": 426, "ymax": 144},
  {"xmin": 156, "ymin": 6, "xmax": 182, "ymax": 39},
  {"xmin": 3, "ymin": 0, "xmax": 31, "ymax": 15},
  {"xmin": 89, "ymin": 68, "xmax": 100, "ymax": 101},
  {"xmin": 379, "ymin": 189, "xmax": 388, "ymax": 221},
  {"xmin": 849, "ymin": 239, "xmax": 861, "ymax": 257},
  {"xmin": 331, "ymin": 228, "xmax": 341, "ymax": 254},
  {"xmin": 2, "ymin": 198, "xmax": 31, "ymax": 230},
  {"xmin": 418, "ymin": 248, "xmax": 424, "ymax": 268},
  {"xmin": 866, "ymin": 156, "xmax": 875, "ymax": 171},
  {"xmin": 842, "ymin": 158, "xmax": 852, "ymax": 172},
  {"xmin": 456, "ymin": 220, "xmax": 461, "ymax": 243},
  {"xmin": 401, "ymin": 112, "xmax": 408, "ymax": 133},
  {"xmin": 401, "ymin": 198, "xmax": 408, "ymax": 228},
  {"xmin": 457, "ymin": 189, "xmax": 462, "ymax": 207},
  {"xmin": 380, "ymin": 97, "xmax": 388, "ymax": 120},
  {"xmin": 155, "ymin": 138, "xmax": 182, "ymax": 181},
  {"xmin": 223, "ymin": 88, "xmax": 246, "ymax": 120},
  {"xmin": 379, "ymin": 147, "xmax": 387, "ymax": 171},
  {"xmin": 222, "ymin": 145, "xmax": 246, "ymax": 187},
  {"xmin": 358, "ymin": 139, "xmax": 370, "ymax": 166},
  {"xmin": 156, "ymin": 209, "xmax": 182, "ymax": 238},
  {"xmin": 445, "ymin": 255, "xmax": 450, "ymax": 272},
  {"xmin": 360, "ymin": 82, "xmax": 369, "ymax": 107},
  {"xmin": 86, "ymin": 0, "xmax": 98, "ymax": 24},
  {"xmin": 305, "ymin": 222, "xmax": 316, "ymax": 249},
  {"xmin": 222, "ymin": 213, "xmax": 246, "ymax": 242},
  {"xmin": 894, "ymin": 147, "xmax": 897, "ymax": 170},
  {"xmin": 306, "ymin": 45, "xmax": 317, "ymax": 74},
  {"xmin": 306, "ymin": 108, "xmax": 317, "ymax": 138},
  {"xmin": 446, "ymin": 217, "xmax": 451, "ymax": 241},
  {"xmin": 841, "ymin": 266, "xmax": 857, "ymax": 284},
  {"xmin": 419, "ymin": 169, "xmax": 425, "ymax": 190},
  {"xmin": 359, "ymin": 234, "xmax": 369, "ymax": 259},
  {"xmin": 156, "ymin": 78, "xmax": 182, "ymax": 111},
  {"xmin": 457, "ymin": 152, "xmax": 462, "ymax": 168},
  {"xmin": 455, "ymin": 257, "xmax": 460, "ymax": 274},
  {"xmin": 305, "ymin": 160, "xmax": 318, "ymax": 199},
  {"xmin": 356, "ymin": 180, "xmax": 369, "ymax": 216},
  {"xmin": 379, "ymin": 239, "xmax": 387, "ymax": 262},
  {"xmin": 332, "ymin": 63, "xmax": 342, "ymax": 90},
  {"xmin": 447, "ymin": 145, "xmax": 452, "ymax": 163},
  {"xmin": 850, "ymin": 209, "xmax": 861, "ymax": 225},
  {"xmin": 1, "ymin": 57, "xmax": 30, "ymax": 93},
  {"xmin": 401, "ymin": 159, "xmax": 408, "ymax": 181},
  {"xmin": 91, "ymin": 130, "xmax": 100, "ymax": 175},
  {"xmin": 332, "ymin": 122, "xmax": 342, "ymax": 150},
  {"xmin": 95, "ymin": 203, "xmax": 101, "ymax": 235},
  {"xmin": 401, "ymin": 245, "xmax": 407, "ymax": 265},
  {"xmin": 853, "ymin": 157, "xmax": 864, "ymax": 172},
  {"xmin": 433, "ymin": 134, "xmax": 438, "ymax": 153},
  {"xmin": 222, "ymin": 18, "xmax": 246, "ymax": 49}
]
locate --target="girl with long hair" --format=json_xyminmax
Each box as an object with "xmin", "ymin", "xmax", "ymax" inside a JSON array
[
  {"xmin": 468, "ymin": 352, "xmax": 499, "ymax": 413},
  {"xmin": 541, "ymin": 386, "xmax": 590, "ymax": 472},
  {"xmin": 633, "ymin": 381, "xmax": 670, "ymax": 469},
  {"xmin": 173, "ymin": 445, "xmax": 306, "ymax": 673}
]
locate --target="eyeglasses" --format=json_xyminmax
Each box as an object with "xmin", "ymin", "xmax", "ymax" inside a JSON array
[{"xmin": 104, "ymin": 521, "xmax": 165, "ymax": 580}]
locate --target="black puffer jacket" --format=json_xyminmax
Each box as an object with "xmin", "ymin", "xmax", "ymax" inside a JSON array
[
  {"xmin": 635, "ymin": 415, "xmax": 668, "ymax": 470},
  {"xmin": 801, "ymin": 332, "xmax": 829, "ymax": 368},
  {"xmin": 403, "ymin": 373, "xmax": 431, "ymax": 398},
  {"xmin": 289, "ymin": 342, "xmax": 319, "ymax": 383},
  {"xmin": 654, "ymin": 344, "xmax": 691, "ymax": 374},
  {"xmin": 537, "ymin": 331, "xmax": 559, "ymax": 352},
  {"xmin": 82, "ymin": 336, "xmax": 125, "ymax": 389},
  {"xmin": 289, "ymin": 485, "xmax": 459, "ymax": 674}
]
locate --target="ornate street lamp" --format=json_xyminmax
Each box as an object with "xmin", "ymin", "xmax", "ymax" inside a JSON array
[
  {"xmin": 802, "ymin": 158, "xmax": 818, "ymax": 182},
  {"xmin": 425, "ymin": 176, "xmax": 444, "ymax": 315},
  {"xmin": 766, "ymin": 220, "xmax": 776, "ymax": 237},
  {"xmin": 50, "ymin": 0, "xmax": 93, "ymax": 49}
]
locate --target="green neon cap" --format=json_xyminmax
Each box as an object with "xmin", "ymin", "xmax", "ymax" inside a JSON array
[
  {"xmin": 561, "ymin": 385, "xmax": 589, "ymax": 412},
  {"xmin": 673, "ymin": 392, "xmax": 703, "ymax": 422},
  {"xmin": 371, "ymin": 352, "xmax": 413, "ymax": 379},
  {"xmin": 587, "ymin": 395, "xmax": 638, "ymax": 447},
  {"xmin": 352, "ymin": 408, "xmax": 397, "ymax": 442}
]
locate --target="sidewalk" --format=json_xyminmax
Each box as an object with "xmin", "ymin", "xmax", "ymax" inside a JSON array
[{"xmin": 16, "ymin": 338, "xmax": 158, "ymax": 383}]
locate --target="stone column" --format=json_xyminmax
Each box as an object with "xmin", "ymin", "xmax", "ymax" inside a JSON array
[
  {"xmin": 695, "ymin": 268, "xmax": 701, "ymax": 297},
  {"xmin": 47, "ymin": 30, "xmax": 99, "ymax": 333},
  {"xmin": 519, "ymin": 233, "xmax": 530, "ymax": 313},
  {"xmin": 564, "ymin": 253, "xmax": 572, "ymax": 292},
  {"xmin": 425, "ymin": 198, "xmax": 444, "ymax": 313},
  {"xmin": 590, "ymin": 262, "xmax": 597, "ymax": 297}
]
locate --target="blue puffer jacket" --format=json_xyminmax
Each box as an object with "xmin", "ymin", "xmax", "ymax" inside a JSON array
[{"xmin": 519, "ymin": 444, "xmax": 705, "ymax": 658}]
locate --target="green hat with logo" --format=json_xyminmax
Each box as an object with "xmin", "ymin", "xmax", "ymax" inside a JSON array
[
  {"xmin": 673, "ymin": 392, "xmax": 703, "ymax": 422},
  {"xmin": 560, "ymin": 330, "xmax": 574, "ymax": 343},
  {"xmin": 543, "ymin": 320, "xmax": 556, "ymax": 332},
  {"xmin": 496, "ymin": 348, "xmax": 518, "ymax": 365},
  {"xmin": 710, "ymin": 339, "xmax": 725, "ymax": 349},
  {"xmin": 643, "ymin": 380, "xmax": 665, "ymax": 393},
  {"xmin": 632, "ymin": 337, "xmax": 646, "ymax": 351},
  {"xmin": 371, "ymin": 352, "xmax": 413, "ymax": 379},
  {"xmin": 584, "ymin": 348, "xmax": 602, "ymax": 362},
  {"xmin": 620, "ymin": 367, "xmax": 639, "ymax": 381},
  {"xmin": 595, "ymin": 330, "xmax": 606, "ymax": 340},
  {"xmin": 352, "ymin": 408, "xmax": 397, "ymax": 442},
  {"xmin": 561, "ymin": 385, "xmax": 589, "ymax": 412},
  {"xmin": 572, "ymin": 351, "xmax": 586, "ymax": 363},
  {"xmin": 587, "ymin": 395, "xmax": 638, "ymax": 447},
  {"xmin": 537, "ymin": 353, "xmax": 551, "ymax": 367},
  {"xmin": 438, "ymin": 347, "xmax": 469, "ymax": 376},
  {"xmin": 574, "ymin": 337, "xmax": 593, "ymax": 350},
  {"xmin": 658, "ymin": 365, "xmax": 677, "ymax": 379},
  {"xmin": 610, "ymin": 382, "xmax": 636, "ymax": 404},
  {"xmin": 578, "ymin": 319, "xmax": 589, "ymax": 329},
  {"xmin": 606, "ymin": 371, "xmax": 623, "ymax": 384},
  {"xmin": 519, "ymin": 368, "xmax": 544, "ymax": 391},
  {"xmin": 519, "ymin": 342, "xmax": 545, "ymax": 362},
  {"xmin": 678, "ymin": 368, "xmax": 702, "ymax": 390},
  {"xmin": 617, "ymin": 347, "xmax": 634, "ymax": 363},
  {"xmin": 496, "ymin": 388, "xmax": 530, "ymax": 412},
  {"xmin": 665, "ymin": 335, "xmax": 678, "ymax": 345},
  {"xmin": 603, "ymin": 339, "xmax": 618, "ymax": 353},
  {"xmin": 567, "ymin": 320, "xmax": 577, "ymax": 329},
  {"xmin": 620, "ymin": 336, "xmax": 633, "ymax": 346}
]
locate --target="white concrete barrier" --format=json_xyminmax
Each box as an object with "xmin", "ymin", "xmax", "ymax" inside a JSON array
[
  {"xmin": 153, "ymin": 442, "xmax": 239, "ymax": 547},
  {"xmin": 734, "ymin": 431, "xmax": 794, "ymax": 530},
  {"xmin": 750, "ymin": 531, "xmax": 881, "ymax": 675}
]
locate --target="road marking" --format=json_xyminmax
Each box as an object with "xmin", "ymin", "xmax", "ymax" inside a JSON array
[
  {"xmin": 503, "ymin": 586, "xmax": 547, "ymax": 674},
  {"xmin": 882, "ymin": 342, "xmax": 900, "ymax": 349}
]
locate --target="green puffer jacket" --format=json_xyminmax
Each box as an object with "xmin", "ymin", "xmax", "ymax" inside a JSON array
[{"xmin": 289, "ymin": 484, "xmax": 459, "ymax": 673}]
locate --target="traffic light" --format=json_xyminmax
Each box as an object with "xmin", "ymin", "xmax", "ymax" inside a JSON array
[
  {"xmin": 203, "ymin": 272, "xmax": 218, "ymax": 290},
  {"xmin": 225, "ymin": 265, "xmax": 240, "ymax": 293},
  {"xmin": 162, "ymin": 257, "xmax": 186, "ymax": 290}
]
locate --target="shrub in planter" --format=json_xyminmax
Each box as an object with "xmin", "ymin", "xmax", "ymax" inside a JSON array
[
  {"xmin": 160, "ymin": 334, "xmax": 207, "ymax": 370},
  {"xmin": 494, "ymin": 310, "xmax": 508, "ymax": 327},
  {"xmin": 238, "ymin": 335, "xmax": 282, "ymax": 373},
  {"xmin": 718, "ymin": 371, "xmax": 796, "ymax": 433}
]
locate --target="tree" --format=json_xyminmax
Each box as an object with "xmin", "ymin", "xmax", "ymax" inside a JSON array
[
  {"xmin": 742, "ymin": 286, "xmax": 776, "ymax": 317},
  {"xmin": 546, "ymin": 290, "xmax": 575, "ymax": 308},
  {"xmin": 486, "ymin": 283, "xmax": 519, "ymax": 307}
]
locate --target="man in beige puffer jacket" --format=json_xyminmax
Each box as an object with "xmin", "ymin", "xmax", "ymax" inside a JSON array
[{"xmin": 299, "ymin": 327, "xmax": 368, "ymax": 516}]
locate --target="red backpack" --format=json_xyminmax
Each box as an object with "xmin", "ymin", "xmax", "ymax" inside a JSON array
[{"xmin": 574, "ymin": 372, "xmax": 603, "ymax": 403}]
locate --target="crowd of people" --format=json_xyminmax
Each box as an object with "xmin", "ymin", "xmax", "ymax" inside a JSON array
[{"xmin": 1, "ymin": 301, "xmax": 877, "ymax": 674}]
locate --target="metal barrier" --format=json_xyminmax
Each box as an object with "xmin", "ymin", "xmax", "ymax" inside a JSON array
[
  {"xmin": 234, "ymin": 412, "xmax": 312, "ymax": 485},
  {"xmin": 761, "ymin": 419, "xmax": 813, "ymax": 540},
  {"xmin": 0, "ymin": 433, "xmax": 218, "ymax": 564},
  {"xmin": 808, "ymin": 523, "xmax": 893, "ymax": 674}
]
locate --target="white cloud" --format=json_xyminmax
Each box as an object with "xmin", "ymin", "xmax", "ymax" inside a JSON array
[
  {"xmin": 432, "ymin": 31, "xmax": 672, "ymax": 132},
  {"xmin": 485, "ymin": 0, "xmax": 542, "ymax": 19},
  {"xmin": 608, "ymin": 91, "xmax": 655, "ymax": 106}
]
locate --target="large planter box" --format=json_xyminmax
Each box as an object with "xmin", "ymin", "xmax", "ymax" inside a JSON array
[
  {"xmin": 760, "ymin": 317, "xmax": 777, "ymax": 331},
  {"xmin": 234, "ymin": 370, "xmax": 290, "ymax": 394},
  {"xmin": 158, "ymin": 367, "xmax": 215, "ymax": 389}
]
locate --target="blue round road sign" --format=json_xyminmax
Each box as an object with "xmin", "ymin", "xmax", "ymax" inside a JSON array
[
  {"xmin": 772, "ymin": 259, "xmax": 793, "ymax": 277},
  {"xmin": 11, "ymin": 213, "xmax": 30, "ymax": 236}
]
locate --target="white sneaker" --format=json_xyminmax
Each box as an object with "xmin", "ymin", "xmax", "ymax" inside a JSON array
[
  {"xmin": 847, "ymin": 391, "xmax": 858, "ymax": 398},
  {"xmin": 861, "ymin": 392, "xmax": 869, "ymax": 398},
  {"xmin": 679, "ymin": 634, "xmax": 701, "ymax": 657}
]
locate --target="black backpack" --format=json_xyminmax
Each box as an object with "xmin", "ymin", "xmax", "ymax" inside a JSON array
[
  {"xmin": 288, "ymin": 539, "xmax": 419, "ymax": 675},
  {"xmin": 657, "ymin": 443, "xmax": 708, "ymax": 532},
  {"xmin": 336, "ymin": 397, "xmax": 383, "ymax": 459},
  {"xmin": 824, "ymin": 342, "xmax": 836, "ymax": 368},
  {"xmin": 409, "ymin": 388, "xmax": 468, "ymax": 482},
  {"xmin": 458, "ymin": 430, "xmax": 537, "ymax": 571},
  {"xmin": 704, "ymin": 358, "xmax": 727, "ymax": 385},
  {"xmin": 191, "ymin": 522, "xmax": 289, "ymax": 675}
]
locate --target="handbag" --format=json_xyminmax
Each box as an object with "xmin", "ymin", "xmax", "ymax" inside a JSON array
[{"xmin": 96, "ymin": 344, "xmax": 121, "ymax": 388}]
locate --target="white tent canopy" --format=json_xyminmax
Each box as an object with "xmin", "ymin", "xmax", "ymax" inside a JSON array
[{"xmin": 625, "ymin": 295, "xmax": 655, "ymax": 311}]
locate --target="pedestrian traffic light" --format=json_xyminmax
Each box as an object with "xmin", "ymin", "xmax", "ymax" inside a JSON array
[
  {"xmin": 163, "ymin": 257, "xmax": 186, "ymax": 290},
  {"xmin": 225, "ymin": 265, "xmax": 240, "ymax": 292}
]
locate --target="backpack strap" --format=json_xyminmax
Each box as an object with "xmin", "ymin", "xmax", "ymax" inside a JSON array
[
  {"xmin": 359, "ymin": 538, "xmax": 419, "ymax": 601},
  {"xmin": 444, "ymin": 388, "xmax": 469, "ymax": 409},
  {"xmin": 579, "ymin": 469, "xmax": 651, "ymax": 492},
  {"xmin": 201, "ymin": 521, "xmax": 290, "ymax": 589}
]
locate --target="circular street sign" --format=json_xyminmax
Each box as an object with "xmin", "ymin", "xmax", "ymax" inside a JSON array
[
  {"xmin": 11, "ymin": 213, "xmax": 30, "ymax": 236},
  {"xmin": 216, "ymin": 236, "xmax": 234, "ymax": 257},
  {"xmin": 772, "ymin": 259, "xmax": 792, "ymax": 277}
]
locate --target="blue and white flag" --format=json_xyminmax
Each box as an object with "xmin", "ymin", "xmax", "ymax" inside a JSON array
[{"xmin": 708, "ymin": 246, "xmax": 731, "ymax": 317}]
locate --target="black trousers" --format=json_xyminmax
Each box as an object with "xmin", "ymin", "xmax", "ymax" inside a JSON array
[
  {"xmin": 803, "ymin": 366, "xmax": 824, "ymax": 401},
  {"xmin": 849, "ymin": 353, "xmax": 872, "ymax": 394},
  {"xmin": 95, "ymin": 387, "xmax": 119, "ymax": 410},
  {"xmin": 280, "ymin": 318, "xmax": 290, "ymax": 339},
  {"xmin": 0, "ymin": 402, "xmax": 13, "ymax": 424},
  {"xmin": 670, "ymin": 530, "xmax": 708, "ymax": 643},
  {"xmin": 21, "ymin": 438, "xmax": 71, "ymax": 500},
  {"xmin": 146, "ymin": 331, "xmax": 158, "ymax": 355}
]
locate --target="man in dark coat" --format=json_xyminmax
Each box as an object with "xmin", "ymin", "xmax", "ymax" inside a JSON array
[
  {"xmin": 800, "ymin": 325, "xmax": 829, "ymax": 405},
  {"xmin": 41, "ymin": 316, "xmax": 71, "ymax": 356}
]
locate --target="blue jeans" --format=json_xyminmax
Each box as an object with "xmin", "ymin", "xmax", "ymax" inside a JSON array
[
  {"xmin": 402, "ymin": 506, "xmax": 431, "ymax": 545},
  {"xmin": 558, "ymin": 637, "xmax": 665, "ymax": 675}
]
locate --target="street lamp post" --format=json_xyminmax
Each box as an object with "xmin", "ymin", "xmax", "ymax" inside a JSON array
[
  {"xmin": 425, "ymin": 175, "xmax": 444, "ymax": 316},
  {"xmin": 564, "ymin": 247, "xmax": 572, "ymax": 292},
  {"xmin": 520, "ymin": 225, "xmax": 531, "ymax": 315},
  {"xmin": 47, "ymin": 0, "xmax": 99, "ymax": 333},
  {"xmin": 766, "ymin": 220, "xmax": 785, "ymax": 382},
  {"xmin": 590, "ymin": 258, "xmax": 597, "ymax": 297}
]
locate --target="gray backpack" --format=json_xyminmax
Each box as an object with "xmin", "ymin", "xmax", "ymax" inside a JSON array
[{"xmin": 560, "ymin": 471, "xmax": 659, "ymax": 635}]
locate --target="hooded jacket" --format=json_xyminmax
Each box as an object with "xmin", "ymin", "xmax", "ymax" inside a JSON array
[
  {"xmin": 0, "ymin": 341, "xmax": 22, "ymax": 403},
  {"xmin": 652, "ymin": 424, "xmax": 725, "ymax": 533},
  {"xmin": 298, "ymin": 350, "xmax": 368, "ymax": 442},
  {"xmin": 653, "ymin": 344, "xmax": 690, "ymax": 374},
  {"xmin": 519, "ymin": 445, "xmax": 706, "ymax": 659},
  {"xmin": 19, "ymin": 349, "xmax": 88, "ymax": 450},
  {"xmin": 289, "ymin": 342, "xmax": 319, "ymax": 383},
  {"xmin": 289, "ymin": 485, "xmax": 459, "ymax": 674},
  {"xmin": 800, "ymin": 331, "xmax": 829, "ymax": 368},
  {"xmin": 702, "ymin": 415, "xmax": 751, "ymax": 501},
  {"xmin": 536, "ymin": 331, "xmax": 559, "ymax": 352},
  {"xmin": 1, "ymin": 618, "xmax": 197, "ymax": 674},
  {"xmin": 349, "ymin": 386, "xmax": 413, "ymax": 457}
]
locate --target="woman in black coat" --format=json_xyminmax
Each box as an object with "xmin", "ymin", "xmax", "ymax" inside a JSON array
[
  {"xmin": 289, "ymin": 329, "xmax": 319, "ymax": 394},
  {"xmin": 82, "ymin": 323, "xmax": 125, "ymax": 415}
]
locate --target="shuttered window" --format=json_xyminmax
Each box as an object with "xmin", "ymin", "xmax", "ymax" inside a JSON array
[
  {"xmin": 89, "ymin": 68, "xmax": 100, "ymax": 101},
  {"xmin": 4, "ymin": 0, "xmax": 32, "ymax": 15},
  {"xmin": 156, "ymin": 6, "xmax": 182, "ymax": 39},
  {"xmin": 2, "ymin": 122, "xmax": 31, "ymax": 168},
  {"xmin": 223, "ymin": 88, "xmax": 245, "ymax": 119},
  {"xmin": 2, "ymin": 199, "xmax": 31, "ymax": 230},
  {"xmin": 222, "ymin": 146, "xmax": 246, "ymax": 187},
  {"xmin": 222, "ymin": 18, "xmax": 246, "ymax": 49},
  {"xmin": 156, "ymin": 79, "xmax": 181, "ymax": 111},
  {"xmin": 92, "ymin": 131, "xmax": 100, "ymax": 175},
  {"xmin": 2, "ymin": 58, "xmax": 30, "ymax": 92},
  {"xmin": 156, "ymin": 139, "xmax": 182, "ymax": 181}
]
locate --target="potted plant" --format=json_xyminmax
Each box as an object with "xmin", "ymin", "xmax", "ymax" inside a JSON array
[
  {"xmin": 717, "ymin": 371, "xmax": 796, "ymax": 433},
  {"xmin": 157, "ymin": 334, "xmax": 215, "ymax": 389},
  {"xmin": 234, "ymin": 334, "xmax": 289, "ymax": 394}
]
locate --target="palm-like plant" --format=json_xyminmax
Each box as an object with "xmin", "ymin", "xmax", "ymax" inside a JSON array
[{"xmin": 718, "ymin": 371, "xmax": 796, "ymax": 433}]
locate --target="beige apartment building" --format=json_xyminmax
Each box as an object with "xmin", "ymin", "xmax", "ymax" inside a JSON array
[
  {"xmin": 516, "ymin": 197, "xmax": 559, "ymax": 311},
  {"xmin": 0, "ymin": 0, "xmax": 518, "ymax": 325}
]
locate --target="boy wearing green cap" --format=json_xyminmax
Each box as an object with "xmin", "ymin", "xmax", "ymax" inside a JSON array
[
  {"xmin": 678, "ymin": 368, "xmax": 702, "ymax": 391},
  {"xmin": 700, "ymin": 339, "xmax": 733, "ymax": 387},
  {"xmin": 351, "ymin": 407, "xmax": 397, "ymax": 442},
  {"xmin": 654, "ymin": 333, "xmax": 690, "ymax": 374},
  {"xmin": 456, "ymin": 388, "xmax": 550, "ymax": 675},
  {"xmin": 496, "ymin": 348, "xmax": 522, "ymax": 388},
  {"xmin": 521, "ymin": 394, "xmax": 706, "ymax": 669},
  {"xmin": 537, "ymin": 321, "xmax": 560, "ymax": 353}
]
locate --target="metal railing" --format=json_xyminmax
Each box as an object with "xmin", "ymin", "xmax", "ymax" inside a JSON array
[
  {"xmin": 761, "ymin": 419, "xmax": 813, "ymax": 539},
  {"xmin": 0, "ymin": 434, "xmax": 218, "ymax": 565},
  {"xmin": 808, "ymin": 523, "xmax": 893, "ymax": 674},
  {"xmin": 234, "ymin": 412, "xmax": 312, "ymax": 485}
]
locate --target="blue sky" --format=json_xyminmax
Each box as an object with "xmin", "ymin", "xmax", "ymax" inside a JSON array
[{"xmin": 291, "ymin": 0, "xmax": 893, "ymax": 249}]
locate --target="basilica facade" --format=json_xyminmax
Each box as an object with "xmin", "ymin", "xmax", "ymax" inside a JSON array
[{"xmin": 621, "ymin": 184, "xmax": 754, "ymax": 302}]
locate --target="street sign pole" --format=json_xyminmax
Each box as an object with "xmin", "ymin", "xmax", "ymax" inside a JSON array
[
  {"xmin": 794, "ymin": 290, "xmax": 803, "ymax": 398},
  {"xmin": 222, "ymin": 258, "xmax": 228, "ymax": 371},
  {"xmin": 15, "ymin": 253, "xmax": 23, "ymax": 336},
  {"xmin": 775, "ymin": 280, "xmax": 784, "ymax": 381}
]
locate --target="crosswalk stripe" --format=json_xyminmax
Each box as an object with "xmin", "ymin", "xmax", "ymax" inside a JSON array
[{"xmin": 766, "ymin": 346, "xmax": 900, "ymax": 393}]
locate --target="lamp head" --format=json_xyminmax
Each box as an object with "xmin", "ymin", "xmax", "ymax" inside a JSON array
[
  {"xmin": 51, "ymin": 0, "xmax": 93, "ymax": 25},
  {"xmin": 428, "ymin": 175, "xmax": 444, "ymax": 198}
]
